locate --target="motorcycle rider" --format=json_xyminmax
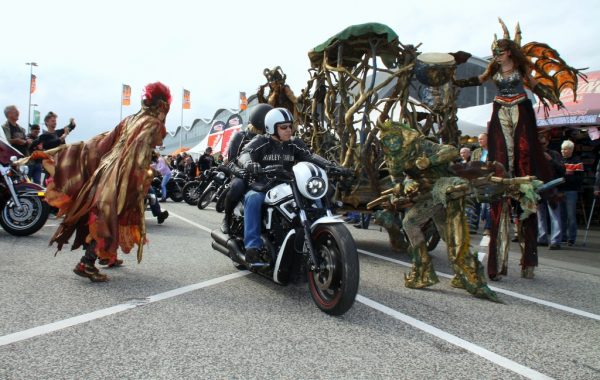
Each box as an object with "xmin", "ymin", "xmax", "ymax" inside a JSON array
[
  {"xmin": 220, "ymin": 103, "xmax": 273, "ymax": 234},
  {"xmin": 237, "ymin": 107, "xmax": 331, "ymax": 267}
]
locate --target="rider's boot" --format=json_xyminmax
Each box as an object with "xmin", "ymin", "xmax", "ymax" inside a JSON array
[
  {"xmin": 221, "ymin": 212, "xmax": 231, "ymax": 234},
  {"xmin": 245, "ymin": 248, "xmax": 269, "ymax": 269}
]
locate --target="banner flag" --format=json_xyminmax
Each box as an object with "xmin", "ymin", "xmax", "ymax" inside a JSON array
[
  {"xmin": 122, "ymin": 84, "xmax": 131, "ymax": 106},
  {"xmin": 183, "ymin": 89, "xmax": 191, "ymax": 109},
  {"xmin": 30, "ymin": 75, "xmax": 37, "ymax": 94},
  {"xmin": 33, "ymin": 110, "xmax": 40, "ymax": 125},
  {"xmin": 239, "ymin": 91, "xmax": 248, "ymax": 111}
]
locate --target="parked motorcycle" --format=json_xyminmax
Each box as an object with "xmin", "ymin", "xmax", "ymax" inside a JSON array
[
  {"xmin": 182, "ymin": 170, "xmax": 213, "ymax": 205},
  {"xmin": 197, "ymin": 167, "xmax": 230, "ymax": 210},
  {"xmin": 211, "ymin": 163, "xmax": 359, "ymax": 316},
  {"xmin": 0, "ymin": 143, "xmax": 49, "ymax": 236},
  {"xmin": 151, "ymin": 169, "xmax": 186, "ymax": 202}
]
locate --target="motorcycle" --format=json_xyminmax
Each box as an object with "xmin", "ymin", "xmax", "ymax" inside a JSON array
[
  {"xmin": 151, "ymin": 169, "xmax": 186, "ymax": 202},
  {"xmin": 182, "ymin": 169, "xmax": 213, "ymax": 205},
  {"xmin": 0, "ymin": 143, "xmax": 49, "ymax": 236},
  {"xmin": 197, "ymin": 167, "xmax": 230, "ymax": 210},
  {"xmin": 211, "ymin": 163, "xmax": 359, "ymax": 316}
]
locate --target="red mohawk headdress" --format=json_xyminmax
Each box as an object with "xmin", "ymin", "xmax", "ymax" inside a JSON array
[{"xmin": 142, "ymin": 82, "xmax": 172, "ymax": 113}]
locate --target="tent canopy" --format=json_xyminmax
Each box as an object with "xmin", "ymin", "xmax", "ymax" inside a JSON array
[
  {"xmin": 308, "ymin": 22, "xmax": 400, "ymax": 69},
  {"xmin": 169, "ymin": 147, "xmax": 190, "ymax": 156}
]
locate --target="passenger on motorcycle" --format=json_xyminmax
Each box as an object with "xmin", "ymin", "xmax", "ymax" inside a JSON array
[
  {"xmin": 220, "ymin": 103, "xmax": 273, "ymax": 234},
  {"xmin": 237, "ymin": 107, "xmax": 331, "ymax": 266}
]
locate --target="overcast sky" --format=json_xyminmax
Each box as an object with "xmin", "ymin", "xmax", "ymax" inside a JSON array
[{"xmin": 1, "ymin": 0, "xmax": 598, "ymax": 141}]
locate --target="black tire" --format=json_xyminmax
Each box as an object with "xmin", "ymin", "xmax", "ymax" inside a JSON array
[
  {"xmin": 197, "ymin": 187, "xmax": 216, "ymax": 209},
  {"xmin": 0, "ymin": 195, "xmax": 50, "ymax": 236},
  {"xmin": 182, "ymin": 181, "xmax": 201, "ymax": 205},
  {"xmin": 215, "ymin": 187, "xmax": 229, "ymax": 213},
  {"xmin": 308, "ymin": 223, "xmax": 359, "ymax": 316},
  {"xmin": 169, "ymin": 183, "xmax": 184, "ymax": 203}
]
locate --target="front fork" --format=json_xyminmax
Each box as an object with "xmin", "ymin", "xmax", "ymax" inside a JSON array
[
  {"xmin": 291, "ymin": 182, "xmax": 320, "ymax": 272},
  {"xmin": 2, "ymin": 173, "xmax": 22, "ymax": 208}
]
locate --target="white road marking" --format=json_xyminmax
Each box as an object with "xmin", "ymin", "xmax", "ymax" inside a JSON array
[
  {"xmin": 166, "ymin": 212, "xmax": 600, "ymax": 322},
  {"xmin": 155, "ymin": 212, "xmax": 564, "ymax": 377},
  {"xmin": 358, "ymin": 249, "xmax": 600, "ymax": 321},
  {"xmin": 169, "ymin": 212, "xmax": 213, "ymax": 233},
  {"xmin": 357, "ymin": 295, "xmax": 554, "ymax": 380},
  {"xmin": 0, "ymin": 271, "xmax": 249, "ymax": 347}
]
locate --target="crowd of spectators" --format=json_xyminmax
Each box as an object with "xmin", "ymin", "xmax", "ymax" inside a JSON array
[
  {"xmin": 460, "ymin": 131, "xmax": 594, "ymax": 248},
  {"xmin": 2, "ymin": 105, "xmax": 75, "ymax": 185}
]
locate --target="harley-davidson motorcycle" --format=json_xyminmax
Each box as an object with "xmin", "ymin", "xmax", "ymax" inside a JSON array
[
  {"xmin": 197, "ymin": 166, "xmax": 230, "ymax": 211},
  {"xmin": 211, "ymin": 162, "xmax": 359, "ymax": 316},
  {"xmin": 0, "ymin": 141, "xmax": 49, "ymax": 236},
  {"xmin": 151, "ymin": 169, "xmax": 186, "ymax": 202}
]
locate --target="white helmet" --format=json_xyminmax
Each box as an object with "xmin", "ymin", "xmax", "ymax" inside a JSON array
[{"xmin": 264, "ymin": 108, "xmax": 293, "ymax": 135}]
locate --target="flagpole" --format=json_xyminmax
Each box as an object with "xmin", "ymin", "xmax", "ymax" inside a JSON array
[
  {"xmin": 180, "ymin": 88, "xmax": 184, "ymax": 150},
  {"xmin": 120, "ymin": 84, "xmax": 123, "ymax": 121},
  {"xmin": 25, "ymin": 62, "xmax": 37, "ymax": 133}
]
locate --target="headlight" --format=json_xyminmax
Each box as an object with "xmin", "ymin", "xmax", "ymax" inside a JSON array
[
  {"xmin": 216, "ymin": 172, "xmax": 226, "ymax": 181},
  {"xmin": 306, "ymin": 177, "xmax": 326, "ymax": 198}
]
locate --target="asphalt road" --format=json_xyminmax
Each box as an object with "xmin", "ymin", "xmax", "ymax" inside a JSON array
[{"xmin": 0, "ymin": 201, "xmax": 599, "ymax": 379}]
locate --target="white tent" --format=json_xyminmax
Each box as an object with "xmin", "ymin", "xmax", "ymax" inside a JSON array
[{"xmin": 456, "ymin": 103, "xmax": 492, "ymax": 136}]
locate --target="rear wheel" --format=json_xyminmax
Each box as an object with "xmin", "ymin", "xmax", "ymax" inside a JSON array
[
  {"xmin": 197, "ymin": 187, "xmax": 216, "ymax": 209},
  {"xmin": 182, "ymin": 181, "xmax": 201, "ymax": 205},
  {"xmin": 308, "ymin": 224, "xmax": 359, "ymax": 316}
]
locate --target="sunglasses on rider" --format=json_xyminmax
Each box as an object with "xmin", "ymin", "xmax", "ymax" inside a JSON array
[{"xmin": 277, "ymin": 123, "xmax": 292, "ymax": 130}]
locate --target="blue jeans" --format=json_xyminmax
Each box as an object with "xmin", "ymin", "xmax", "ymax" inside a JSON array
[
  {"xmin": 28, "ymin": 163, "xmax": 43, "ymax": 185},
  {"xmin": 147, "ymin": 187, "xmax": 161, "ymax": 217},
  {"xmin": 560, "ymin": 191, "xmax": 578, "ymax": 242},
  {"xmin": 537, "ymin": 199, "xmax": 562, "ymax": 244},
  {"xmin": 160, "ymin": 172, "xmax": 171, "ymax": 199},
  {"xmin": 480, "ymin": 203, "xmax": 491, "ymax": 230},
  {"xmin": 244, "ymin": 190, "xmax": 266, "ymax": 250}
]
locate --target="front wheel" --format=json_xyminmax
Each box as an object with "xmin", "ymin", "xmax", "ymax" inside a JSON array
[
  {"xmin": 0, "ymin": 195, "xmax": 50, "ymax": 236},
  {"xmin": 169, "ymin": 182, "xmax": 184, "ymax": 203},
  {"xmin": 197, "ymin": 186, "xmax": 216, "ymax": 209},
  {"xmin": 308, "ymin": 224, "xmax": 359, "ymax": 316},
  {"xmin": 182, "ymin": 181, "xmax": 201, "ymax": 205},
  {"xmin": 215, "ymin": 187, "xmax": 229, "ymax": 213}
]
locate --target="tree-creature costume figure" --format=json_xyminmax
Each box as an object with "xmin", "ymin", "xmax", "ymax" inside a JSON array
[
  {"xmin": 257, "ymin": 66, "xmax": 299, "ymax": 121},
  {"xmin": 378, "ymin": 120, "xmax": 499, "ymax": 302},
  {"xmin": 454, "ymin": 18, "xmax": 584, "ymax": 280},
  {"xmin": 40, "ymin": 82, "xmax": 172, "ymax": 282}
]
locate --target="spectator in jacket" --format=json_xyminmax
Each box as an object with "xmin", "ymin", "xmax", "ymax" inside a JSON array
[
  {"xmin": 559, "ymin": 140, "xmax": 584, "ymax": 246},
  {"xmin": 537, "ymin": 131, "xmax": 565, "ymax": 249}
]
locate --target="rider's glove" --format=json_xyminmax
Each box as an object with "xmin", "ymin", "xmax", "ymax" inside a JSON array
[{"xmin": 247, "ymin": 162, "xmax": 261, "ymax": 175}]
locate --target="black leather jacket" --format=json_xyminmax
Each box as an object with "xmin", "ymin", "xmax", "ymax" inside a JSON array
[{"xmin": 238, "ymin": 135, "xmax": 330, "ymax": 186}]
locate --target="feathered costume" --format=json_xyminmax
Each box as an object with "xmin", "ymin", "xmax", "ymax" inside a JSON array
[{"xmin": 40, "ymin": 82, "xmax": 171, "ymax": 265}]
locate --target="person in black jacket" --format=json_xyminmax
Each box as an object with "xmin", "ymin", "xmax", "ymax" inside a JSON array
[
  {"xmin": 536, "ymin": 131, "xmax": 565, "ymax": 249},
  {"xmin": 559, "ymin": 139, "xmax": 584, "ymax": 246},
  {"xmin": 38, "ymin": 112, "xmax": 76, "ymax": 150},
  {"xmin": 237, "ymin": 107, "xmax": 330, "ymax": 266},
  {"xmin": 220, "ymin": 103, "xmax": 272, "ymax": 234}
]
